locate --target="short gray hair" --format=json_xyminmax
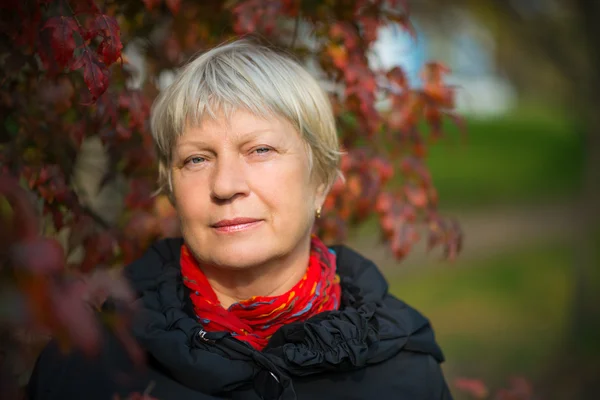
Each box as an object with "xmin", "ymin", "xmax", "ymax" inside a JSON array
[{"xmin": 150, "ymin": 39, "xmax": 341, "ymax": 199}]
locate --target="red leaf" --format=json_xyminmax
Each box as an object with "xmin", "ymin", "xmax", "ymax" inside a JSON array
[
  {"xmin": 125, "ymin": 179, "xmax": 155, "ymax": 209},
  {"xmin": 390, "ymin": 223, "xmax": 419, "ymax": 259},
  {"xmin": 357, "ymin": 16, "xmax": 379, "ymax": 44},
  {"xmin": 11, "ymin": 237, "xmax": 64, "ymax": 274},
  {"xmin": 387, "ymin": 66, "xmax": 409, "ymax": 91},
  {"xmin": 231, "ymin": 0, "xmax": 285, "ymax": 34},
  {"xmin": 375, "ymin": 192, "xmax": 393, "ymax": 214},
  {"xmin": 164, "ymin": 33, "xmax": 182, "ymax": 64},
  {"xmin": 118, "ymin": 90, "xmax": 150, "ymax": 130},
  {"xmin": 71, "ymin": 49, "xmax": 110, "ymax": 100},
  {"xmin": 71, "ymin": 0, "xmax": 100, "ymax": 15},
  {"xmin": 495, "ymin": 376, "xmax": 534, "ymax": 400},
  {"xmin": 398, "ymin": 203, "xmax": 417, "ymax": 222},
  {"xmin": 116, "ymin": 123, "xmax": 132, "ymax": 140},
  {"xmin": 91, "ymin": 14, "xmax": 119, "ymax": 35},
  {"xmin": 69, "ymin": 120, "xmax": 87, "ymax": 148},
  {"xmin": 371, "ymin": 157, "xmax": 394, "ymax": 183},
  {"xmin": 33, "ymin": 165, "xmax": 70, "ymax": 204},
  {"xmin": 454, "ymin": 378, "xmax": 489, "ymax": 399},
  {"xmin": 142, "ymin": 0, "xmax": 162, "ymax": 11},
  {"xmin": 92, "ymin": 15, "xmax": 122, "ymax": 65},
  {"xmin": 400, "ymin": 156, "xmax": 432, "ymax": 185},
  {"xmin": 43, "ymin": 16, "xmax": 79, "ymax": 68},
  {"xmin": 426, "ymin": 214, "xmax": 463, "ymax": 260},
  {"xmin": 424, "ymin": 106, "xmax": 442, "ymax": 140},
  {"xmin": 443, "ymin": 219, "xmax": 463, "ymax": 261},
  {"xmin": 327, "ymin": 44, "xmax": 348, "ymax": 70},
  {"xmin": 124, "ymin": 211, "xmax": 159, "ymax": 244},
  {"xmin": 80, "ymin": 231, "xmax": 116, "ymax": 272},
  {"xmin": 97, "ymin": 91, "xmax": 119, "ymax": 126},
  {"xmin": 11, "ymin": 2, "xmax": 42, "ymax": 50},
  {"xmin": 38, "ymin": 29, "xmax": 63, "ymax": 75},
  {"xmin": 421, "ymin": 62, "xmax": 454, "ymax": 107},
  {"xmin": 404, "ymin": 183, "xmax": 428, "ymax": 208},
  {"xmin": 387, "ymin": 13, "xmax": 416, "ymax": 39},
  {"xmin": 427, "ymin": 229, "xmax": 443, "ymax": 252},
  {"xmin": 51, "ymin": 280, "xmax": 102, "ymax": 356},
  {"xmin": 97, "ymin": 38, "xmax": 122, "ymax": 65},
  {"xmin": 166, "ymin": 0, "xmax": 181, "ymax": 14},
  {"xmin": 421, "ymin": 62, "xmax": 451, "ymax": 84}
]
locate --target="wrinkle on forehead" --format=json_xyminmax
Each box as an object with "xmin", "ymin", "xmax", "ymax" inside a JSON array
[{"xmin": 182, "ymin": 108, "xmax": 301, "ymax": 144}]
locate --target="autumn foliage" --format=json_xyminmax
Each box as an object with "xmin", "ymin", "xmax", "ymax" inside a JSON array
[{"xmin": 0, "ymin": 0, "xmax": 465, "ymax": 396}]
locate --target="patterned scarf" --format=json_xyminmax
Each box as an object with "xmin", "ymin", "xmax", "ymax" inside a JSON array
[{"xmin": 180, "ymin": 235, "xmax": 341, "ymax": 351}]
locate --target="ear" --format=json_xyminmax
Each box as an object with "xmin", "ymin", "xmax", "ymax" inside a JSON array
[{"xmin": 314, "ymin": 181, "xmax": 329, "ymax": 210}]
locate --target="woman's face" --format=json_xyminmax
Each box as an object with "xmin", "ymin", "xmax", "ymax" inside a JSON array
[{"xmin": 171, "ymin": 109, "xmax": 326, "ymax": 270}]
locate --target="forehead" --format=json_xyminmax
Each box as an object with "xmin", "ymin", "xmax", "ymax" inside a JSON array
[{"xmin": 179, "ymin": 109, "xmax": 301, "ymax": 145}]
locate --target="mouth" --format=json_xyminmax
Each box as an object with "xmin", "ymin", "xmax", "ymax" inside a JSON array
[{"xmin": 211, "ymin": 218, "xmax": 263, "ymax": 233}]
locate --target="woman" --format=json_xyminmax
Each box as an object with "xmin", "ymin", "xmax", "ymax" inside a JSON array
[{"xmin": 28, "ymin": 40, "xmax": 452, "ymax": 400}]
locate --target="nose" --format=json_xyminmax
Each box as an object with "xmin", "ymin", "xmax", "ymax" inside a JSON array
[{"xmin": 210, "ymin": 154, "xmax": 249, "ymax": 202}]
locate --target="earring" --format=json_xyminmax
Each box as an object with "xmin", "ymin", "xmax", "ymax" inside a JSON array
[{"xmin": 316, "ymin": 207, "xmax": 322, "ymax": 219}]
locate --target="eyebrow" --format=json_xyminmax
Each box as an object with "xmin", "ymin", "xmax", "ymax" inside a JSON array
[{"xmin": 176, "ymin": 128, "xmax": 276, "ymax": 148}]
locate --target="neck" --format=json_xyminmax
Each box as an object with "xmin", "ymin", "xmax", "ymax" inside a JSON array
[{"xmin": 201, "ymin": 235, "xmax": 311, "ymax": 309}]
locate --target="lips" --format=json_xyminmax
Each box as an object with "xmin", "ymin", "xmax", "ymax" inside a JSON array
[
  {"xmin": 212, "ymin": 217, "xmax": 261, "ymax": 228},
  {"xmin": 211, "ymin": 217, "xmax": 263, "ymax": 233}
]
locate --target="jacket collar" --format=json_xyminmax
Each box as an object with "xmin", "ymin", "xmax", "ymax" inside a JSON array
[{"xmin": 125, "ymin": 238, "xmax": 444, "ymax": 399}]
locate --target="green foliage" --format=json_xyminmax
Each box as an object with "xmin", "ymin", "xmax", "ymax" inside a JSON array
[
  {"xmin": 425, "ymin": 112, "xmax": 582, "ymax": 208},
  {"xmin": 389, "ymin": 242, "xmax": 573, "ymax": 389}
]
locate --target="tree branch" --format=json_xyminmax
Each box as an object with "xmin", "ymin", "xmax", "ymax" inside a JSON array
[{"xmin": 80, "ymin": 204, "xmax": 112, "ymax": 230}]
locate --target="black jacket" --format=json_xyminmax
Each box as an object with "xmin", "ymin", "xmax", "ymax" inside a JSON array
[{"xmin": 28, "ymin": 238, "xmax": 453, "ymax": 400}]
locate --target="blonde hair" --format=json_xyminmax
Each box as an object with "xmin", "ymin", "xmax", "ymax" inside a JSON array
[{"xmin": 150, "ymin": 39, "xmax": 341, "ymax": 199}]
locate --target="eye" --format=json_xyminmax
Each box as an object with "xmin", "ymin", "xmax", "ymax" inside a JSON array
[
  {"xmin": 254, "ymin": 147, "xmax": 271, "ymax": 155},
  {"xmin": 186, "ymin": 156, "xmax": 206, "ymax": 165}
]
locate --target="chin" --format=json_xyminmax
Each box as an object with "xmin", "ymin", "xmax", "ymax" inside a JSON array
[{"xmin": 199, "ymin": 237, "xmax": 281, "ymax": 270}]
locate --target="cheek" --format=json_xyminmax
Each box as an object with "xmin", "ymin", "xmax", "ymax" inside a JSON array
[
  {"xmin": 172, "ymin": 175, "xmax": 208, "ymax": 220},
  {"xmin": 254, "ymin": 163, "xmax": 315, "ymax": 216}
]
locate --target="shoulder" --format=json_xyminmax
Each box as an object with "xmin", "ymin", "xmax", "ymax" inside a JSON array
[
  {"xmin": 375, "ymin": 350, "xmax": 453, "ymax": 400},
  {"xmin": 293, "ymin": 350, "xmax": 453, "ymax": 400},
  {"xmin": 330, "ymin": 244, "xmax": 390, "ymax": 301},
  {"xmin": 28, "ymin": 326, "xmax": 221, "ymax": 400},
  {"xmin": 329, "ymin": 244, "xmax": 380, "ymax": 278},
  {"xmin": 377, "ymin": 350, "xmax": 453, "ymax": 400},
  {"xmin": 330, "ymin": 244, "xmax": 447, "ymax": 364}
]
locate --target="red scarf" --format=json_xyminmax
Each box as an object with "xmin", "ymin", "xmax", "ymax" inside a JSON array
[{"xmin": 180, "ymin": 236, "xmax": 341, "ymax": 351}]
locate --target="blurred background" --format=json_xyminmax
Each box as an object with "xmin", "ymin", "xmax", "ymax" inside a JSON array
[{"xmin": 350, "ymin": 1, "xmax": 600, "ymax": 398}]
